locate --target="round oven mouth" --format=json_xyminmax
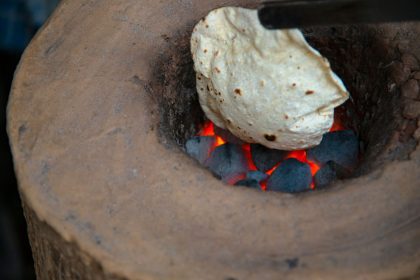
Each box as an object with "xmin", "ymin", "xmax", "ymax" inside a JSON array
[{"xmin": 153, "ymin": 24, "xmax": 418, "ymax": 189}]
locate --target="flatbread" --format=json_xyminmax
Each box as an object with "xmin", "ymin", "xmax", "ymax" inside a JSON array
[{"xmin": 191, "ymin": 7, "xmax": 349, "ymax": 150}]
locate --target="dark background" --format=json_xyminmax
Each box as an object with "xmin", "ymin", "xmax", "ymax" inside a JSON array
[{"xmin": 1, "ymin": 0, "xmax": 60, "ymax": 279}]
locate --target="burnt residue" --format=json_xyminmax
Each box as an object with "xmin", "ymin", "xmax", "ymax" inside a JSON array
[
  {"xmin": 130, "ymin": 75, "xmax": 153, "ymax": 96},
  {"xmin": 264, "ymin": 134, "xmax": 276, "ymax": 142},
  {"xmin": 150, "ymin": 28, "xmax": 205, "ymax": 147},
  {"xmin": 160, "ymin": 34, "xmax": 170, "ymax": 42}
]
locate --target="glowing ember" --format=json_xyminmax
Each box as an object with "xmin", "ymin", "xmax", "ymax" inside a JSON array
[
  {"xmin": 286, "ymin": 150, "xmax": 307, "ymax": 162},
  {"xmin": 265, "ymin": 164, "xmax": 279, "ymax": 176},
  {"xmin": 330, "ymin": 110, "xmax": 346, "ymax": 132},
  {"xmin": 197, "ymin": 117, "xmax": 345, "ymax": 191},
  {"xmin": 260, "ymin": 181, "xmax": 268, "ymax": 191},
  {"xmin": 242, "ymin": 144, "xmax": 258, "ymax": 171},
  {"xmin": 198, "ymin": 121, "xmax": 226, "ymax": 150},
  {"xmin": 330, "ymin": 121, "xmax": 344, "ymax": 132}
]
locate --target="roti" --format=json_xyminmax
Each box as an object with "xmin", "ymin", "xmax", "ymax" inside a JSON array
[{"xmin": 191, "ymin": 7, "xmax": 349, "ymax": 150}]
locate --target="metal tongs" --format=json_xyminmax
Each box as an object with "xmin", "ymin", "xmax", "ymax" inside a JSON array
[{"xmin": 258, "ymin": 0, "xmax": 420, "ymax": 29}]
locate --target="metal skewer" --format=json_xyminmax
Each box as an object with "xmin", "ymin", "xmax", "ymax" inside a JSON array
[{"xmin": 258, "ymin": 0, "xmax": 420, "ymax": 29}]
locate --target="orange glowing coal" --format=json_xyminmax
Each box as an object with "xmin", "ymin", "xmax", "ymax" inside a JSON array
[
  {"xmin": 242, "ymin": 144, "xmax": 258, "ymax": 171},
  {"xmin": 330, "ymin": 120, "xmax": 344, "ymax": 132},
  {"xmin": 330, "ymin": 110, "xmax": 346, "ymax": 132},
  {"xmin": 199, "ymin": 121, "xmax": 226, "ymax": 148},
  {"xmin": 198, "ymin": 117, "xmax": 344, "ymax": 191}
]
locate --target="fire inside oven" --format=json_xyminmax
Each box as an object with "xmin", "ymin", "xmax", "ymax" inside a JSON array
[{"xmin": 186, "ymin": 109, "xmax": 358, "ymax": 192}]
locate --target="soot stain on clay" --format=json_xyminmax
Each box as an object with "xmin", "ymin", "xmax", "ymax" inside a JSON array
[
  {"xmin": 285, "ymin": 257, "xmax": 299, "ymax": 269},
  {"xmin": 44, "ymin": 38, "xmax": 64, "ymax": 57},
  {"xmin": 35, "ymin": 160, "xmax": 59, "ymax": 206},
  {"xmin": 64, "ymin": 211, "xmax": 110, "ymax": 250},
  {"xmin": 18, "ymin": 123, "xmax": 27, "ymax": 137},
  {"xmin": 17, "ymin": 122, "xmax": 37, "ymax": 159},
  {"xmin": 150, "ymin": 25, "xmax": 206, "ymax": 148}
]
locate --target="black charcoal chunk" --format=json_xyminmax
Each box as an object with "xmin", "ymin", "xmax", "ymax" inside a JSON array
[
  {"xmin": 307, "ymin": 130, "xmax": 359, "ymax": 170},
  {"xmin": 246, "ymin": 170, "xmax": 269, "ymax": 182},
  {"xmin": 205, "ymin": 143, "xmax": 248, "ymax": 183},
  {"xmin": 235, "ymin": 178, "xmax": 261, "ymax": 189},
  {"xmin": 266, "ymin": 158, "xmax": 311, "ymax": 193},
  {"xmin": 329, "ymin": 161, "xmax": 352, "ymax": 179},
  {"xmin": 251, "ymin": 144, "xmax": 287, "ymax": 172},
  {"xmin": 235, "ymin": 170, "xmax": 267, "ymax": 189},
  {"xmin": 314, "ymin": 161, "xmax": 337, "ymax": 188},
  {"xmin": 214, "ymin": 125, "xmax": 244, "ymax": 145},
  {"xmin": 185, "ymin": 136, "xmax": 215, "ymax": 164}
]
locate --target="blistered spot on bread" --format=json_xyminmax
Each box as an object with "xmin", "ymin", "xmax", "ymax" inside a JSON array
[
  {"xmin": 264, "ymin": 134, "xmax": 276, "ymax": 141},
  {"xmin": 234, "ymin": 88, "xmax": 242, "ymax": 95},
  {"xmin": 306, "ymin": 90, "xmax": 315, "ymax": 95}
]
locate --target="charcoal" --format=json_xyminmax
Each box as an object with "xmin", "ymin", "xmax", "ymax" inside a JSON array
[
  {"xmin": 246, "ymin": 170, "xmax": 269, "ymax": 182},
  {"xmin": 266, "ymin": 158, "xmax": 311, "ymax": 193},
  {"xmin": 214, "ymin": 125, "xmax": 244, "ymax": 145},
  {"xmin": 234, "ymin": 170, "xmax": 267, "ymax": 189},
  {"xmin": 314, "ymin": 161, "xmax": 337, "ymax": 189},
  {"xmin": 205, "ymin": 143, "xmax": 249, "ymax": 183},
  {"xmin": 251, "ymin": 144, "xmax": 287, "ymax": 172},
  {"xmin": 185, "ymin": 136, "xmax": 215, "ymax": 164},
  {"xmin": 329, "ymin": 161, "xmax": 352, "ymax": 179},
  {"xmin": 307, "ymin": 130, "xmax": 359, "ymax": 170},
  {"xmin": 235, "ymin": 178, "xmax": 261, "ymax": 189}
]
